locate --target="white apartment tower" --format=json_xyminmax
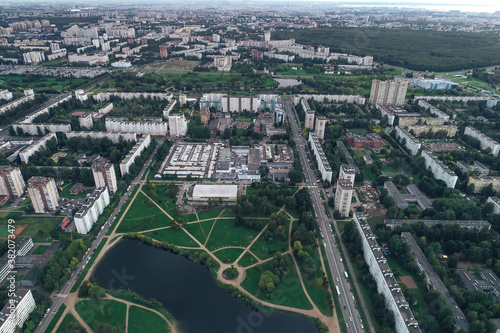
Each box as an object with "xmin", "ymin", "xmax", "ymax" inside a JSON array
[
  {"xmin": 315, "ymin": 116, "xmax": 327, "ymax": 140},
  {"xmin": 92, "ymin": 162, "xmax": 118, "ymax": 195},
  {"xmin": 334, "ymin": 179, "xmax": 354, "ymax": 217},
  {"xmin": 27, "ymin": 176, "xmax": 59, "ymax": 213},
  {"xmin": 302, "ymin": 99, "xmax": 315, "ymax": 130},
  {"xmin": 0, "ymin": 166, "xmax": 26, "ymax": 199},
  {"xmin": 0, "ymin": 290, "xmax": 36, "ymax": 333},
  {"xmin": 168, "ymin": 114, "xmax": 188, "ymax": 138},
  {"xmin": 74, "ymin": 187, "xmax": 110, "ymax": 234},
  {"xmin": 264, "ymin": 31, "xmax": 271, "ymax": 42},
  {"xmin": 369, "ymin": 80, "xmax": 408, "ymax": 106}
]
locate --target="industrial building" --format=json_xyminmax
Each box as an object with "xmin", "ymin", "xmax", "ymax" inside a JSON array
[
  {"xmin": 190, "ymin": 184, "xmax": 238, "ymax": 202},
  {"xmin": 27, "ymin": 176, "xmax": 59, "ymax": 213},
  {"xmin": 421, "ymin": 151, "xmax": 458, "ymax": 188},
  {"xmin": 353, "ymin": 213, "xmax": 421, "ymax": 333},
  {"xmin": 215, "ymin": 147, "xmax": 262, "ymax": 181}
]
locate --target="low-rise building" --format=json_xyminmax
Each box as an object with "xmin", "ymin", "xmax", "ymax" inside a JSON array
[
  {"xmin": 384, "ymin": 182, "xmax": 433, "ymax": 211},
  {"xmin": 457, "ymin": 161, "xmax": 489, "ymax": 175},
  {"xmin": 346, "ymin": 132, "xmax": 382, "ymax": 149},
  {"xmin": 191, "ymin": 184, "xmax": 237, "ymax": 202},
  {"xmin": 468, "ymin": 175, "xmax": 500, "ymax": 193}
]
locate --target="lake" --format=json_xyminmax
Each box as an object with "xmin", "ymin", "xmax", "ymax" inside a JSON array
[{"xmin": 94, "ymin": 238, "xmax": 318, "ymax": 333}]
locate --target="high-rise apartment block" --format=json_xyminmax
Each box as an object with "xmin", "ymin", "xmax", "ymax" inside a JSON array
[
  {"xmin": 369, "ymin": 80, "xmax": 408, "ymax": 106},
  {"xmin": 92, "ymin": 162, "xmax": 118, "ymax": 195},
  {"xmin": 27, "ymin": 176, "xmax": 59, "ymax": 213},
  {"xmin": 0, "ymin": 166, "xmax": 26, "ymax": 199},
  {"xmin": 168, "ymin": 114, "xmax": 188, "ymax": 138},
  {"xmin": 0, "ymin": 290, "xmax": 36, "ymax": 333},
  {"xmin": 315, "ymin": 116, "xmax": 327, "ymax": 139},
  {"xmin": 334, "ymin": 179, "xmax": 353, "ymax": 217},
  {"xmin": 302, "ymin": 99, "xmax": 315, "ymax": 129},
  {"xmin": 74, "ymin": 187, "xmax": 110, "ymax": 234},
  {"xmin": 160, "ymin": 46, "xmax": 168, "ymax": 59}
]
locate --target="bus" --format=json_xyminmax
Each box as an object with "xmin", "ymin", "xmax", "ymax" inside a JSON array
[
  {"xmin": 344, "ymin": 271, "xmax": 349, "ymax": 279},
  {"xmin": 336, "ymin": 286, "xmax": 340, "ymax": 296}
]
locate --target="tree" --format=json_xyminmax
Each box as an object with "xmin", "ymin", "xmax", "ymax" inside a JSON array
[
  {"xmin": 258, "ymin": 270, "xmax": 280, "ymax": 294},
  {"xmin": 88, "ymin": 284, "xmax": 106, "ymax": 299}
]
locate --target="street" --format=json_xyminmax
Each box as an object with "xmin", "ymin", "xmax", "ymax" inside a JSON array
[{"xmin": 284, "ymin": 99, "xmax": 368, "ymax": 333}]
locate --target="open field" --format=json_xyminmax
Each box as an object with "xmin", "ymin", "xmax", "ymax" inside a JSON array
[
  {"xmin": 33, "ymin": 245, "xmax": 49, "ymax": 255},
  {"xmin": 144, "ymin": 227, "xmax": 198, "ymax": 247},
  {"xmin": 0, "ymin": 75, "xmax": 86, "ymax": 93},
  {"xmin": 12, "ymin": 216, "xmax": 62, "ymax": 242},
  {"xmin": 184, "ymin": 219, "xmax": 215, "ymax": 244},
  {"xmin": 116, "ymin": 192, "xmax": 172, "ymax": 233},
  {"xmin": 128, "ymin": 306, "xmax": 170, "ymax": 333},
  {"xmin": 213, "ymin": 247, "xmax": 246, "ymax": 264},
  {"xmin": 55, "ymin": 313, "xmax": 81, "ymax": 333},
  {"xmin": 204, "ymin": 219, "xmax": 263, "ymax": 251},
  {"xmin": 76, "ymin": 299, "xmax": 127, "ymax": 330}
]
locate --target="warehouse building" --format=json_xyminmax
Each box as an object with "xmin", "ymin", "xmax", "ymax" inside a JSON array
[{"xmin": 190, "ymin": 184, "xmax": 238, "ymax": 202}]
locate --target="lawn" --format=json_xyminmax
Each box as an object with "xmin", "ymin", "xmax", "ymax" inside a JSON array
[
  {"xmin": 33, "ymin": 245, "xmax": 49, "ymax": 255},
  {"xmin": 349, "ymin": 129, "xmax": 367, "ymax": 135},
  {"xmin": 116, "ymin": 192, "xmax": 172, "ymax": 233},
  {"xmin": 55, "ymin": 313, "xmax": 83, "ymax": 333},
  {"xmin": 213, "ymin": 247, "xmax": 245, "ymax": 264},
  {"xmin": 298, "ymin": 246, "xmax": 333, "ymax": 316},
  {"xmin": 128, "ymin": 306, "xmax": 170, "ymax": 333},
  {"xmin": 59, "ymin": 182, "xmax": 89, "ymax": 199},
  {"xmin": 238, "ymin": 252, "xmax": 259, "ymax": 267},
  {"xmin": 16, "ymin": 216, "xmax": 63, "ymax": 242},
  {"xmin": 366, "ymin": 216, "xmax": 384, "ymax": 231},
  {"xmin": 47, "ymin": 304, "xmax": 66, "ymax": 333},
  {"xmin": 142, "ymin": 184, "xmax": 179, "ymax": 220},
  {"xmin": 144, "ymin": 227, "xmax": 198, "ymax": 247},
  {"xmin": 250, "ymin": 222, "xmax": 289, "ymax": 260},
  {"xmin": 184, "ymin": 220, "xmax": 215, "ymax": 245},
  {"xmin": 336, "ymin": 220, "xmax": 348, "ymax": 233},
  {"xmin": 0, "ymin": 226, "xmax": 10, "ymax": 238},
  {"xmin": 181, "ymin": 213, "xmax": 199, "ymax": 222},
  {"xmin": 0, "ymin": 75, "xmax": 86, "ymax": 93},
  {"xmin": 197, "ymin": 208, "xmax": 224, "ymax": 220},
  {"xmin": 241, "ymin": 254, "xmax": 313, "ymax": 310},
  {"xmin": 205, "ymin": 219, "xmax": 263, "ymax": 251},
  {"xmin": 76, "ymin": 299, "xmax": 126, "ymax": 330}
]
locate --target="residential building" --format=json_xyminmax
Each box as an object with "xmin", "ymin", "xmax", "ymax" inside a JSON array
[
  {"xmin": 168, "ymin": 114, "xmax": 188, "ymax": 138},
  {"xmin": 456, "ymin": 161, "xmax": 489, "ymax": 175},
  {"xmin": 163, "ymin": 100, "xmax": 177, "ymax": 119},
  {"xmin": 353, "ymin": 213, "xmax": 420, "ymax": 333},
  {"xmin": 468, "ymin": 176, "xmax": 500, "ymax": 193},
  {"xmin": 65, "ymin": 131, "xmax": 137, "ymax": 144},
  {"xmin": 302, "ymin": 100, "xmax": 315, "ymax": 129},
  {"xmin": 308, "ymin": 132, "xmax": 332, "ymax": 182},
  {"xmin": 0, "ymin": 238, "xmax": 33, "ymax": 284},
  {"xmin": 200, "ymin": 107, "xmax": 210, "ymax": 125},
  {"xmin": 334, "ymin": 179, "xmax": 353, "ymax": 217},
  {"xmin": 336, "ymin": 141, "xmax": 359, "ymax": 173},
  {"xmin": 92, "ymin": 162, "xmax": 118, "ymax": 195},
  {"xmin": 417, "ymin": 100, "xmax": 450, "ymax": 122},
  {"xmin": 75, "ymin": 89, "xmax": 88, "ymax": 102},
  {"xmin": 376, "ymin": 104, "xmax": 395, "ymax": 126},
  {"xmin": 0, "ymin": 93, "xmax": 35, "ymax": 115},
  {"xmin": 19, "ymin": 133, "xmax": 57, "ymax": 163},
  {"xmin": 464, "ymin": 126, "xmax": 500, "ymax": 157},
  {"xmin": 222, "ymin": 95, "xmax": 260, "ymax": 113},
  {"xmin": 120, "ymin": 135, "xmax": 151, "ymax": 176},
  {"xmin": 414, "ymin": 96, "xmax": 497, "ymax": 108},
  {"xmin": 12, "ymin": 123, "xmax": 71, "ymax": 136},
  {"xmin": 293, "ymin": 94, "xmax": 365, "ymax": 105},
  {"xmin": 27, "ymin": 176, "xmax": 59, "ymax": 213},
  {"xmin": 384, "ymin": 181, "xmax": 432, "ymax": 210},
  {"xmin": 395, "ymin": 126, "xmax": 421, "ymax": 155},
  {"xmin": 0, "ymin": 90, "xmax": 13, "ymax": 101},
  {"xmin": 315, "ymin": 116, "xmax": 327, "ymax": 139},
  {"xmin": 488, "ymin": 197, "xmax": 500, "ymax": 215},
  {"xmin": 0, "ymin": 290, "xmax": 36, "ymax": 333},
  {"xmin": 93, "ymin": 92, "xmax": 172, "ymax": 103},
  {"xmin": 74, "ymin": 187, "xmax": 110, "ymax": 234},
  {"xmin": 385, "ymin": 219, "xmax": 491, "ymax": 231},
  {"xmin": 407, "ymin": 125, "xmax": 458, "ymax": 137},
  {"xmin": 0, "ymin": 166, "xmax": 26, "ymax": 199},
  {"xmin": 369, "ymin": 80, "xmax": 408, "ymax": 106},
  {"xmin": 397, "ymin": 116, "xmax": 445, "ymax": 127},
  {"xmin": 421, "ymin": 151, "xmax": 458, "ymax": 188},
  {"xmin": 79, "ymin": 113, "xmax": 93, "ymax": 128},
  {"xmin": 105, "ymin": 118, "xmax": 168, "ymax": 136},
  {"xmin": 160, "ymin": 46, "xmax": 168, "ymax": 58}
]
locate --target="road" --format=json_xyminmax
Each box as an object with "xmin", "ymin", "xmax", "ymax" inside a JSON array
[
  {"xmin": 34, "ymin": 141, "xmax": 162, "ymax": 333},
  {"xmin": 283, "ymin": 99, "xmax": 366, "ymax": 333}
]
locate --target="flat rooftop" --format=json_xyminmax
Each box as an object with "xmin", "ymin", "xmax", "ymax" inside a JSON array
[{"xmin": 192, "ymin": 184, "xmax": 238, "ymax": 198}]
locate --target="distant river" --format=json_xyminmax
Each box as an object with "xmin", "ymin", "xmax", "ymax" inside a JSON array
[{"xmin": 94, "ymin": 238, "xmax": 318, "ymax": 333}]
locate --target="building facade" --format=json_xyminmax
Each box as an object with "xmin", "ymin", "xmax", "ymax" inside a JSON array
[
  {"xmin": 0, "ymin": 166, "xmax": 26, "ymax": 199},
  {"xmin": 0, "ymin": 290, "xmax": 36, "ymax": 333},
  {"xmin": 120, "ymin": 135, "xmax": 151, "ymax": 176},
  {"xmin": 92, "ymin": 162, "xmax": 118, "ymax": 195},
  {"xmin": 315, "ymin": 116, "xmax": 327, "ymax": 140},
  {"xmin": 302, "ymin": 99, "xmax": 315, "ymax": 130},
  {"xmin": 421, "ymin": 151, "xmax": 458, "ymax": 188},
  {"xmin": 106, "ymin": 118, "xmax": 168, "ymax": 136},
  {"xmin": 369, "ymin": 80, "xmax": 408, "ymax": 106},
  {"xmin": 334, "ymin": 179, "xmax": 353, "ymax": 217},
  {"xmin": 74, "ymin": 187, "xmax": 110, "ymax": 234},
  {"xmin": 27, "ymin": 176, "xmax": 59, "ymax": 213},
  {"xmin": 168, "ymin": 114, "xmax": 188, "ymax": 138},
  {"xmin": 395, "ymin": 126, "xmax": 421, "ymax": 155},
  {"xmin": 308, "ymin": 132, "xmax": 332, "ymax": 182},
  {"xmin": 464, "ymin": 126, "xmax": 500, "ymax": 157}
]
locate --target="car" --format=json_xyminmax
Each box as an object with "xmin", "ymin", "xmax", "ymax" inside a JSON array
[{"xmin": 336, "ymin": 278, "xmax": 339, "ymax": 282}]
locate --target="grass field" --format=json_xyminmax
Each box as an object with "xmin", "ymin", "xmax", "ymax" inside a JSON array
[
  {"xmin": 33, "ymin": 245, "xmax": 49, "ymax": 255},
  {"xmin": 56, "ymin": 313, "xmax": 82, "ymax": 333},
  {"xmin": 144, "ymin": 227, "xmax": 198, "ymax": 247},
  {"xmin": 59, "ymin": 182, "xmax": 89, "ymax": 199},
  {"xmin": 205, "ymin": 219, "xmax": 263, "ymax": 251},
  {"xmin": 0, "ymin": 225, "xmax": 10, "ymax": 238},
  {"xmin": 128, "ymin": 306, "xmax": 170, "ymax": 333},
  {"xmin": 213, "ymin": 248, "xmax": 245, "ymax": 264},
  {"xmin": 241, "ymin": 254, "xmax": 313, "ymax": 310},
  {"xmin": 181, "ymin": 213, "xmax": 198, "ymax": 222},
  {"xmin": 15, "ymin": 216, "xmax": 62, "ymax": 242},
  {"xmin": 184, "ymin": 220, "xmax": 215, "ymax": 244},
  {"xmin": 116, "ymin": 192, "xmax": 172, "ymax": 233},
  {"xmin": 238, "ymin": 252, "xmax": 259, "ymax": 267},
  {"xmin": 0, "ymin": 75, "xmax": 86, "ymax": 93},
  {"xmin": 250, "ymin": 222, "xmax": 288, "ymax": 260},
  {"xmin": 76, "ymin": 299, "xmax": 127, "ymax": 330},
  {"xmin": 197, "ymin": 208, "xmax": 224, "ymax": 220}
]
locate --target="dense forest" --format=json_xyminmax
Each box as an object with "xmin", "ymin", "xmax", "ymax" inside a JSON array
[{"xmin": 273, "ymin": 28, "xmax": 500, "ymax": 72}]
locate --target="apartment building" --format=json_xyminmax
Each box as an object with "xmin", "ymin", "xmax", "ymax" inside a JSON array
[
  {"xmin": 376, "ymin": 104, "xmax": 395, "ymax": 126},
  {"xmin": 120, "ymin": 135, "xmax": 151, "ymax": 176},
  {"xmin": 168, "ymin": 114, "xmax": 188, "ymax": 138},
  {"xmin": 308, "ymin": 132, "xmax": 332, "ymax": 182},
  {"xmin": 74, "ymin": 187, "xmax": 110, "ymax": 234},
  {"xmin": 27, "ymin": 176, "xmax": 59, "ymax": 213},
  {"xmin": 19, "ymin": 133, "xmax": 57, "ymax": 164},
  {"xmin": 334, "ymin": 179, "xmax": 353, "ymax": 217},
  {"xmin": 464, "ymin": 126, "xmax": 500, "ymax": 157},
  {"xmin": 106, "ymin": 118, "xmax": 168, "ymax": 136},
  {"xmin": 0, "ymin": 290, "xmax": 36, "ymax": 333},
  {"xmin": 315, "ymin": 116, "xmax": 327, "ymax": 140},
  {"xmin": 369, "ymin": 80, "xmax": 408, "ymax": 106},
  {"xmin": 488, "ymin": 197, "xmax": 500, "ymax": 215},
  {"xmin": 421, "ymin": 151, "xmax": 458, "ymax": 188},
  {"xmin": 468, "ymin": 176, "xmax": 500, "ymax": 193},
  {"xmin": 416, "ymin": 100, "xmax": 450, "ymax": 122},
  {"xmin": 293, "ymin": 94, "xmax": 366, "ymax": 105},
  {"xmin": 302, "ymin": 99, "xmax": 315, "ymax": 130},
  {"xmin": 406, "ymin": 125, "xmax": 458, "ymax": 137},
  {"xmin": 0, "ymin": 166, "xmax": 26, "ymax": 199},
  {"xmin": 395, "ymin": 126, "xmax": 421, "ymax": 155},
  {"xmin": 92, "ymin": 162, "xmax": 118, "ymax": 195},
  {"xmin": 65, "ymin": 131, "xmax": 137, "ymax": 144}
]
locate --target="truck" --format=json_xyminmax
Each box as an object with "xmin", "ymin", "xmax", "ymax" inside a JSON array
[
  {"xmin": 336, "ymin": 285, "xmax": 340, "ymax": 296},
  {"xmin": 344, "ymin": 271, "xmax": 349, "ymax": 279}
]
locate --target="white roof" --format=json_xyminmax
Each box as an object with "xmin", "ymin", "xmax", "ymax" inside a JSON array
[{"xmin": 193, "ymin": 185, "xmax": 238, "ymax": 198}]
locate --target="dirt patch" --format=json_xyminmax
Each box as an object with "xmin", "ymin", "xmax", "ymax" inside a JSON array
[
  {"xmin": 399, "ymin": 275, "xmax": 417, "ymax": 289},
  {"xmin": 0, "ymin": 224, "xmax": 26, "ymax": 240}
]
